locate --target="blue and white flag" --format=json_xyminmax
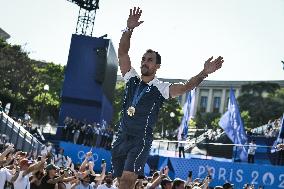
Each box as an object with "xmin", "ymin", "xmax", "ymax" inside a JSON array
[
  {"xmin": 219, "ymin": 88, "xmax": 248, "ymax": 161},
  {"xmin": 271, "ymin": 113, "xmax": 284, "ymax": 153},
  {"xmin": 178, "ymin": 88, "xmax": 196, "ymax": 141}
]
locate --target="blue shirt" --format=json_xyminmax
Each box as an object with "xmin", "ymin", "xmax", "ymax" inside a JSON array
[{"xmin": 117, "ymin": 67, "xmax": 171, "ymax": 138}]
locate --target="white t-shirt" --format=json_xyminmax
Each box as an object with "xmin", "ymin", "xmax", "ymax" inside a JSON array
[
  {"xmin": 75, "ymin": 182, "xmax": 95, "ymax": 189},
  {"xmin": 146, "ymin": 183, "xmax": 161, "ymax": 189},
  {"xmin": 0, "ymin": 168, "xmax": 12, "ymax": 189},
  {"xmin": 178, "ymin": 141, "xmax": 186, "ymax": 147},
  {"xmin": 24, "ymin": 113, "xmax": 31, "ymax": 121},
  {"xmin": 14, "ymin": 171, "xmax": 32, "ymax": 189},
  {"xmin": 63, "ymin": 182, "xmax": 72, "ymax": 189},
  {"xmin": 55, "ymin": 154, "xmax": 67, "ymax": 167},
  {"xmin": 97, "ymin": 183, "xmax": 117, "ymax": 189},
  {"xmin": 248, "ymin": 143, "xmax": 257, "ymax": 155}
]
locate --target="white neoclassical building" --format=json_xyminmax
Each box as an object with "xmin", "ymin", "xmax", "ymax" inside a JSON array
[
  {"xmin": 118, "ymin": 76, "xmax": 284, "ymax": 116},
  {"xmin": 160, "ymin": 79, "xmax": 284, "ymax": 116}
]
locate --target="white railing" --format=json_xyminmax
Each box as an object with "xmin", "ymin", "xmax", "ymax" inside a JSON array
[{"xmin": 0, "ymin": 112, "xmax": 44, "ymax": 154}]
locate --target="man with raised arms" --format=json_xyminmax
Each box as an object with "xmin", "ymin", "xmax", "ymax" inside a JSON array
[{"xmin": 112, "ymin": 7, "xmax": 224, "ymax": 189}]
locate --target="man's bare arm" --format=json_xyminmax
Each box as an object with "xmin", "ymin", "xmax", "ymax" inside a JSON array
[
  {"xmin": 0, "ymin": 144, "xmax": 14, "ymax": 161},
  {"xmin": 47, "ymin": 174, "xmax": 66, "ymax": 184},
  {"xmin": 10, "ymin": 166, "xmax": 21, "ymax": 183},
  {"xmin": 62, "ymin": 176, "xmax": 76, "ymax": 183},
  {"xmin": 23, "ymin": 155, "xmax": 46, "ymax": 177},
  {"xmin": 170, "ymin": 56, "xmax": 224, "ymax": 98},
  {"xmin": 118, "ymin": 7, "xmax": 143, "ymax": 76},
  {"xmin": 93, "ymin": 163, "xmax": 106, "ymax": 181},
  {"xmin": 10, "ymin": 171, "xmax": 20, "ymax": 183},
  {"xmin": 79, "ymin": 151, "xmax": 92, "ymax": 172}
]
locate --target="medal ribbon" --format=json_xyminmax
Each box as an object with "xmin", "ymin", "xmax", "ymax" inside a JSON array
[{"xmin": 131, "ymin": 83, "xmax": 149, "ymax": 107}]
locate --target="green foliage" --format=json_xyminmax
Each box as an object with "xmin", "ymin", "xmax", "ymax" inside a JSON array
[
  {"xmin": 211, "ymin": 116, "xmax": 221, "ymax": 129},
  {"xmin": 189, "ymin": 119, "xmax": 197, "ymax": 128},
  {"xmin": 238, "ymin": 82, "xmax": 284, "ymax": 127},
  {"xmin": 156, "ymin": 97, "xmax": 183, "ymax": 139},
  {"xmin": 195, "ymin": 111, "xmax": 221, "ymax": 129},
  {"xmin": 111, "ymin": 82, "xmax": 125, "ymax": 128},
  {"xmin": 241, "ymin": 110, "xmax": 252, "ymax": 129},
  {"xmin": 241, "ymin": 82, "xmax": 280, "ymax": 96},
  {"xmin": 0, "ymin": 39, "xmax": 64, "ymax": 123},
  {"xmin": 205, "ymin": 110, "xmax": 251, "ymax": 130}
]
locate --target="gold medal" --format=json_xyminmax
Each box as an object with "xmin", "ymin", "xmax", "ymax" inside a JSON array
[{"xmin": 127, "ymin": 106, "xmax": 136, "ymax": 117}]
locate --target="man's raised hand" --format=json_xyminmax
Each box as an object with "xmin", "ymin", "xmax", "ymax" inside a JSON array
[
  {"xmin": 203, "ymin": 56, "xmax": 224, "ymax": 75},
  {"xmin": 127, "ymin": 7, "xmax": 143, "ymax": 29}
]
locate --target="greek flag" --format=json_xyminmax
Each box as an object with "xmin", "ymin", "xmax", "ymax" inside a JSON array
[
  {"xmin": 271, "ymin": 113, "xmax": 284, "ymax": 153},
  {"xmin": 219, "ymin": 88, "xmax": 248, "ymax": 161},
  {"xmin": 178, "ymin": 88, "xmax": 196, "ymax": 140}
]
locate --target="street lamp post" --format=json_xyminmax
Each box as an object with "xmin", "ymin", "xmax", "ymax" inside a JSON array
[
  {"xmin": 168, "ymin": 112, "xmax": 175, "ymax": 138},
  {"xmin": 40, "ymin": 84, "xmax": 49, "ymax": 132},
  {"xmin": 170, "ymin": 111, "xmax": 175, "ymax": 136}
]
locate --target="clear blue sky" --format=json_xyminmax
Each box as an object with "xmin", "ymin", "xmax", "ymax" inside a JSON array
[{"xmin": 1, "ymin": 0, "xmax": 284, "ymax": 81}]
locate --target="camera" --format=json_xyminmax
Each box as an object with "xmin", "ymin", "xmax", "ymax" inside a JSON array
[{"xmin": 188, "ymin": 171, "xmax": 192, "ymax": 178}]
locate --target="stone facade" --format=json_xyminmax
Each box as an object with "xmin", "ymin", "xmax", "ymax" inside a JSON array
[{"xmin": 117, "ymin": 76, "xmax": 284, "ymax": 115}]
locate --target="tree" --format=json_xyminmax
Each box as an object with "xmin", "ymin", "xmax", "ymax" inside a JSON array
[
  {"xmin": 111, "ymin": 82, "xmax": 125, "ymax": 128},
  {"xmin": 211, "ymin": 116, "xmax": 221, "ymax": 129},
  {"xmin": 0, "ymin": 39, "xmax": 37, "ymax": 117},
  {"xmin": 156, "ymin": 98, "xmax": 183, "ymax": 140},
  {"xmin": 238, "ymin": 82, "xmax": 284, "ymax": 128},
  {"xmin": 0, "ymin": 39, "xmax": 64, "ymax": 124},
  {"xmin": 195, "ymin": 111, "xmax": 221, "ymax": 129},
  {"xmin": 31, "ymin": 62, "xmax": 65, "ymax": 123},
  {"xmin": 241, "ymin": 110, "xmax": 252, "ymax": 129}
]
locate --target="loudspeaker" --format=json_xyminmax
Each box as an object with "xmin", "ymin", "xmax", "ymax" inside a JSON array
[{"xmin": 94, "ymin": 47, "xmax": 107, "ymax": 84}]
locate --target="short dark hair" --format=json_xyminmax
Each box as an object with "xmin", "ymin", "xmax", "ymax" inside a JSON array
[
  {"xmin": 146, "ymin": 49, "xmax": 161, "ymax": 64},
  {"xmin": 172, "ymin": 178, "xmax": 185, "ymax": 189}
]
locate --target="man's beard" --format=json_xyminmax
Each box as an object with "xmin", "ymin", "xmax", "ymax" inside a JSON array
[
  {"xmin": 105, "ymin": 179, "xmax": 112, "ymax": 185},
  {"xmin": 141, "ymin": 65, "xmax": 152, "ymax": 76}
]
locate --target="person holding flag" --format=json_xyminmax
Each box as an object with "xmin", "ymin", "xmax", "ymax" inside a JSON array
[
  {"xmin": 272, "ymin": 114, "xmax": 284, "ymax": 165},
  {"xmin": 177, "ymin": 89, "xmax": 196, "ymax": 158},
  {"xmin": 112, "ymin": 6, "xmax": 224, "ymax": 188}
]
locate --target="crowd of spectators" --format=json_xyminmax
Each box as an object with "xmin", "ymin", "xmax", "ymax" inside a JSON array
[
  {"xmin": 0, "ymin": 142, "xmax": 265, "ymax": 189},
  {"xmin": 61, "ymin": 117, "xmax": 114, "ymax": 150},
  {"xmin": 207, "ymin": 129, "xmax": 223, "ymax": 142},
  {"xmin": 0, "ymin": 105, "xmax": 45, "ymax": 144},
  {"xmin": 250, "ymin": 117, "xmax": 282, "ymax": 137},
  {"xmin": 0, "ymin": 143, "xmax": 114, "ymax": 189},
  {"xmin": 0, "ymin": 102, "xmax": 276, "ymax": 188},
  {"xmin": 14, "ymin": 112, "xmax": 46, "ymax": 142}
]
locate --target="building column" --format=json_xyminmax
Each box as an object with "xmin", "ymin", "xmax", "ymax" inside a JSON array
[
  {"xmin": 220, "ymin": 88, "xmax": 226, "ymax": 114},
  {"xmin": 181, "ymin": 93, "xmax": 187, "ymax": 105},
  {"xmin": 206, "ymin": 88, "xmax": 213, "ymax": 113},
  {"xmin": 235, "ymin": 88, "xmax": 240, "ymax": 98},
  {"xmin": 192, "ymin": 88, "xmax": 199, "ymax": 118}
]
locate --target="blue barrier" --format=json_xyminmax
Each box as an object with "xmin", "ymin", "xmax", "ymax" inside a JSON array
[
  {"xmin": 60, "ymin": 142, "xmax": 284, "ymax": 188},
  {"xmin": 168, "ymin": 157, "xmax": 284, "ymax": 189},
  {"xmin": 59, "ymin": 141, "xmax": 112, "ymax": 172}
]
